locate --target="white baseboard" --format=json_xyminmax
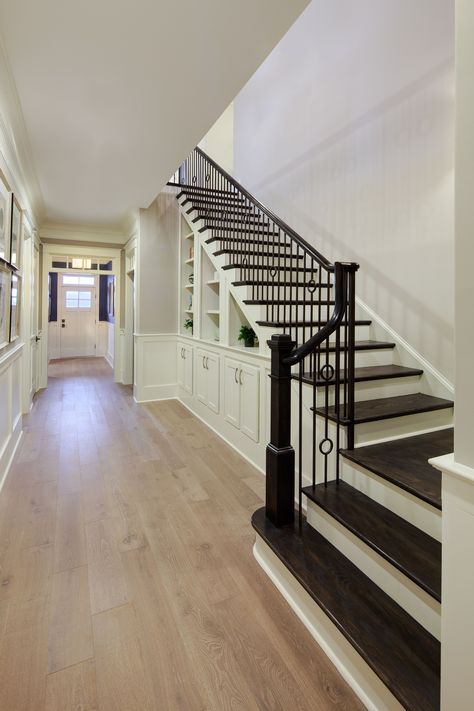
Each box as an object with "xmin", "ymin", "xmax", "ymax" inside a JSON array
[
  {"xmin": 134, "ymin": 382, "xmax": 178, "ymax": 403},
  {"xmin": 253, "ymin": 535, "xmax": 404, "ymax": 711},
  {"xmin": 0, "ymin": 418, "xmax": 23, "ymax": 495}
]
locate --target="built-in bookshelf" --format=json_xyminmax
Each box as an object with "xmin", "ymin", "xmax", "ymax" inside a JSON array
[
  {"xmin": 180, "ymin": 215, "xmax": 195, "ymax": 336},
  {"xmin": 200, "ymin": 248, "xmax": 220, "ymax": 342}
]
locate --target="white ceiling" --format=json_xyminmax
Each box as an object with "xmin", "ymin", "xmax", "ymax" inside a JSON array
[{"xmin": 0, "ymin": 0, "xmax": 308, "ymax": 227}]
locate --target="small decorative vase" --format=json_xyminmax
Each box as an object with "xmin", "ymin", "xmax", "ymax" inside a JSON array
[{"xmin": 245, "ymin": 337, "xmax": 254, "ymax": 347}]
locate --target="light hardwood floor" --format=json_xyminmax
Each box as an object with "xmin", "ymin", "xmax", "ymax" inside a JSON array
[{"xmin": 0, "ymin": 357, "xmax": 365, "ymax": 711}]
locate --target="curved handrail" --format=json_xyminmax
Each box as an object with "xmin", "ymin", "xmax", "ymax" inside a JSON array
[
  {"xmin": 284, "ymin": 262, "xmax": 347, "ymax": 365},
  {"xmin": 192, "ymin": 147, "xmax": 333, "ymax": 272}
]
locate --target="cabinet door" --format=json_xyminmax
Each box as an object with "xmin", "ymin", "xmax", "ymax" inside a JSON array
[
  {"xmin": 206, "ymin": 352, "xmax": 220, "ymax": 414},
  {"xmin": 224, "ymin": 358, "xmax": 241, "ymax": 429},
  {"xmin": 240, "ymin": 363, "xmax": 260, "ymax": 442},
  {"xmin": 196, "ymin": 349, "xmax": 208, "ymax": 405},
  {"xmin": 183, "ymin": 345, "xmax": 193, "ymax": 394},
  {"xmin": 177, "ymin": 343, "xmax": 185, "ymax": 388}
]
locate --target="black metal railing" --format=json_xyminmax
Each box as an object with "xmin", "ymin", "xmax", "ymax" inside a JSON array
[{"xmin": 169, "ymin": 147, "xmax": 359, "ymax": 529}]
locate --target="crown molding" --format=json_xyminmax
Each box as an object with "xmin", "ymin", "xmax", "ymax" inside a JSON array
[
  {"xmin": 39, "ymin": 221, "xmax": 128, "ymax": 245},
  {"xmin": 0, "ymin": 30, "xmax": 45, "ymax": 225}
]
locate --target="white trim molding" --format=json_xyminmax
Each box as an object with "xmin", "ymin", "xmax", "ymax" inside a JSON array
[{"xmin": 430, "ymin": 453, "xmax": 474, "ymax": 710}]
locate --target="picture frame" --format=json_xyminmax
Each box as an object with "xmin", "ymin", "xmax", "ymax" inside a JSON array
[
  {"xmin": 0, "ymin": 170, "xmax": 11, "ymax": 263},
  {"xmin": 0, "ymin": 263, "xmax": 11, "ymax": 349},
  {"xmin": 9, "ymin": 271, "xmax": 21, "ymax": 342},
  {"xmin": 10, "ymin": 195, "xmax": 22, "ymax": 269}
]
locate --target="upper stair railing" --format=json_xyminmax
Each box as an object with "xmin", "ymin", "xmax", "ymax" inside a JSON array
[{"xmin": 170, "ymin": 147, "xmax": 359, "ymax": 528}]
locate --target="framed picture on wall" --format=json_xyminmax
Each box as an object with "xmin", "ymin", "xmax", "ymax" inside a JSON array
[
  {"xmin": 0, "ymin": 172, "xmax": 10, "ymax": 263},
  {"xmin": 0, "ymin": 264, "xmax": 11, "ymax": 349},
  {"xmin": 10, "ymin": 195, "xmax": 22, "ymax": 268},
  {"xmin": 9, "ymin": 271, "xmax": 20, "ymax": 342}
]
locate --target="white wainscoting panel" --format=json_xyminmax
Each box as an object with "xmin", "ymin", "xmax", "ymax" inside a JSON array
[{"xmin": 134, "ymin": 334, "xmax": 178, "ymax": 402}]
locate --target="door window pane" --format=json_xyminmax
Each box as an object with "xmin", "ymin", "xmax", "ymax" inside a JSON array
[
  {"xmin": 62, "ymin": 275, "xmax": 95, "ymax": 286},
  {"xmin": 65, "ymin": 290, "xmax": 92, "ymax": 309}
]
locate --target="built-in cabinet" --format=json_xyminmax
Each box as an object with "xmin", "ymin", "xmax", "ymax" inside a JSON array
[
  {"xmin": 224, "ymin": 357, "xmax": 260, "ymax": 442},
  {"xmin": 196, "ymin": 347, "xmax": 219, "ymax": 413},
  {"xmin": 177, "ymin": 343, "xmax": 193, "ymax": 394}
]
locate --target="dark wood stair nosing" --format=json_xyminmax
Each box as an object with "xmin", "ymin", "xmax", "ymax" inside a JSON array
[
  {"xmin": 256, "ymin": 319, "xmax": 371, "ymax": 328},
  {"xmin": 313, "ymin": 393, "xmax": 454, "ymax": 425},
  {"xmin": 302, "ymin": 480, "xmax": 441, "ymax": 601},
  {"xmin": 293, "ymin": 364, "xmax": 424, "ymax": 387},
  {"xmin": 339, "ymin": 428, "xmax": 453, "ymax": 511},
  {"xmin": 252, "ymin": 507, "xmax": 440, "ymax": 711}
]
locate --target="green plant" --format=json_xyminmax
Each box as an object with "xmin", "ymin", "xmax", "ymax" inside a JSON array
[
  {"xmin": 238, "ymin": 325, "xmax": 256, "ymax": 347},
  {"xmin": 184, "ymin": 318, "xmax": 193, "ymax": 332}
]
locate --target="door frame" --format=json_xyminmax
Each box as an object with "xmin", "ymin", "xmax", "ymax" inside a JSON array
[
  {"xmin": 58, "ymin": 277, "xmax": 98, "ymax": 358},
  {"xmin": 39, "ymin": 243, "xmax": 122, "ymax": 389}
]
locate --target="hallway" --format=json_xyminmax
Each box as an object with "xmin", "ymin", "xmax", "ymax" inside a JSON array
[{"xmin": 0, "ymin": 358, "xmax": 362, "ymax": 711}]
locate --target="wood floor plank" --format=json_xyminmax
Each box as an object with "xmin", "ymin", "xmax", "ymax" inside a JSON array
[
  {"xmin": 54, "ymin": 492, "xmax": 87, "ymax": 572},
  {"xmin": 48, "ymin": 565, "xmax": 93, "ymax": 673},
  {"xmin": 46, "ymin": 659, "xmax": 98, "ymax": 711},
  {"xmin": 92, "ymin": 604, "xmax": 156, "ymax": 711},
  {"xmin": 0, "ymin": 357, "xmax": 366, "ymax": 711},
  {"xmin": 85, "ymin": 517, "xmax": 129, "ymax": 615}
]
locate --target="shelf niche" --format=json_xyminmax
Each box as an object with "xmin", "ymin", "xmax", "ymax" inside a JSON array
[
  {"xmin": 180, "ymin": 214, "xmax": 195, "ymax": 336},
  {"xmin": 228, "ymin": 292, "xmax": 259, "ymax": 350},
  {"xmin": 201, "ymin": 248, "xmax": 220, "ymax": 342}
]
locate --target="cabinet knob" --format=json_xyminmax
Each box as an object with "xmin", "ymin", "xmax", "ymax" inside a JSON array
[
  {"xmin": 234, "ymin": 367, "xmax": 239, "ymax": 383},
  {"xmin": 239, "ymin": 369, "xmax": 243, "ymax": 385}
]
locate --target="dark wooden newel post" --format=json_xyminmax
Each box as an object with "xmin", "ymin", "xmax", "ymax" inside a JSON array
[{"xmin": 266, "ymin": 334, "xmax": 296, "ymax": 526}]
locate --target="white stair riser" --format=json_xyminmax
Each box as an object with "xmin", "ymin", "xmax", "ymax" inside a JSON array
[
  {"xmin": 341, "ymin": 459, "xmax": 441, "ymax": 541},
  {"xmin": 258, "ymin": 324, "xmax": 372, "ymax": 344},
  {"xmin": 354, "ymin": 408, "xmax": 453, "ymax": 445},
  {"xmin": 306, "ymin": 502, "xmax": 441, "ymax": 640},
  {"xmin": 231, "ymin": 283, "xmax": 333, "ymax": 300},
  {"xmin": 295, "ymin": 375, "xmax": 423, "ymax": 404}
]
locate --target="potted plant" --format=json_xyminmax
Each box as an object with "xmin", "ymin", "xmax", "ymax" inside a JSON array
[
  {"xmin": 184, "ymin": 318, "xmax": 193, "ymax": 334},
  {"xmin": 238, "ymin": 325, "xmax": 256, "ymax": 348}
]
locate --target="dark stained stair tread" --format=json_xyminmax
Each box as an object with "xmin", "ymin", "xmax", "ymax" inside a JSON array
[
  {"xmin": 302, "ymin": 481, "xmax": 441, "ymax": 600},
  {"xmin": 252, "ymin": 507, "xmax": 440, "ymax": 711},
  {"xmin": 233, "ymin": 279, "xmax": 333, "ymax": 287},
  {"xmin": 295, "ymin": 364, "xmax": 424, "ymax": 387},
  {"xmin": 223, "ymin": 264, "xmax": 318, "ymax": 273},
  {"xmin": 176, "ymin": 186, "xmax": 244, "ymax": 199},
  {"xmin": 200, "ymin": 226, "xmax": 281, "ymax": 236},
  {"xmin": 244, "ymin": 298, "xmax": 335, "ymax": 305},
  {"xmin": 207, "ymin": 236, "xmax": 292, "ymax": 248},
  {"xmin": 340, "ymin": 428, "xmax": 453, "ymax": 510},
  {"xmin": 257, "ymin": 319, "xmax": 371, "ymax": 327},
  {"xmin": 314, "ymin": 393, "xmax": 454, "ymax": 424},
  {"xmin": 213, "ymin": 252, "xmax": 304, "ymax": 260}
]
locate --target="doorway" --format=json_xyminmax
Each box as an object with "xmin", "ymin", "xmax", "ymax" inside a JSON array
[{"xmin": 58, "ymin": 274, "xmax": 97, "ymax": 358}]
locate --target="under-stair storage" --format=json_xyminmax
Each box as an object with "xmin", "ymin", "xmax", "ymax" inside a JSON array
[
  {"xmin": 196, "ymin": 347, "xmax": 219, "ymax": 413},
  {"xmin": 224, "ymin": 357, "xmax": 260, "ymax": 442},
  {"xmin": 177, "ymin": 342, "xmax": 193, "ymax": 394},
  {"xmin": 169, "ymin": 147, "xmax": 455, "ymax": 711}
]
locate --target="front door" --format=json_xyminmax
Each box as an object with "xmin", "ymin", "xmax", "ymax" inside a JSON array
[{"xmin": 59, "ymin": 281, "xmax": 97, "ymax": 357}]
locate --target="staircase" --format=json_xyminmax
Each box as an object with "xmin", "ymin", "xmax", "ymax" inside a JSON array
[{"xmin": 169, "ymin": 148, "xmax": 454, "ymax": 711}]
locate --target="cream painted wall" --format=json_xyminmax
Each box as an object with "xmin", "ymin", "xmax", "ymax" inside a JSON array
[
  {"xmin": 454, "ymin": 0, "xmax": 474, "ymax": 468},
  {"xmin": 234, "ymin": 0, "xmax": 455, "ymax": 380},
  {"xmin": 199, "ymin": 103, "xmax": 234, "ymax": 174},
  {"xmin": 137, "ymin": 191, "xmax": 179, "ymax": 335}
]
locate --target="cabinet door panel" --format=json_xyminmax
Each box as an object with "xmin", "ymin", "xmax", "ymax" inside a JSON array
[
  {"xmin": 196, "ymin": 349, "xmax": 207, "ymax": 405},
  {"xmin": 224, "ymin": 358, "xmax": 240, "ymax": 429},
  {"xmin": 183, "ymin": 345, "xmax": 193, "ymax": 394},
  {"xmin": 240, "ymin": 363, "xmax": 260, "ymax": 442},
  {"xmin": 206, "ymin": 352, "xmax": 220, "ymax": 414},
  {"xmin": 177, "ymin": 343, "xmax": 185, "ymax": 388}
]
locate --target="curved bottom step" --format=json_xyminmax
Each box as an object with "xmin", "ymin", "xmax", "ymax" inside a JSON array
[{"xmin": 252, "ymin": 507, "xmax": 440, "ymax": 711}]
